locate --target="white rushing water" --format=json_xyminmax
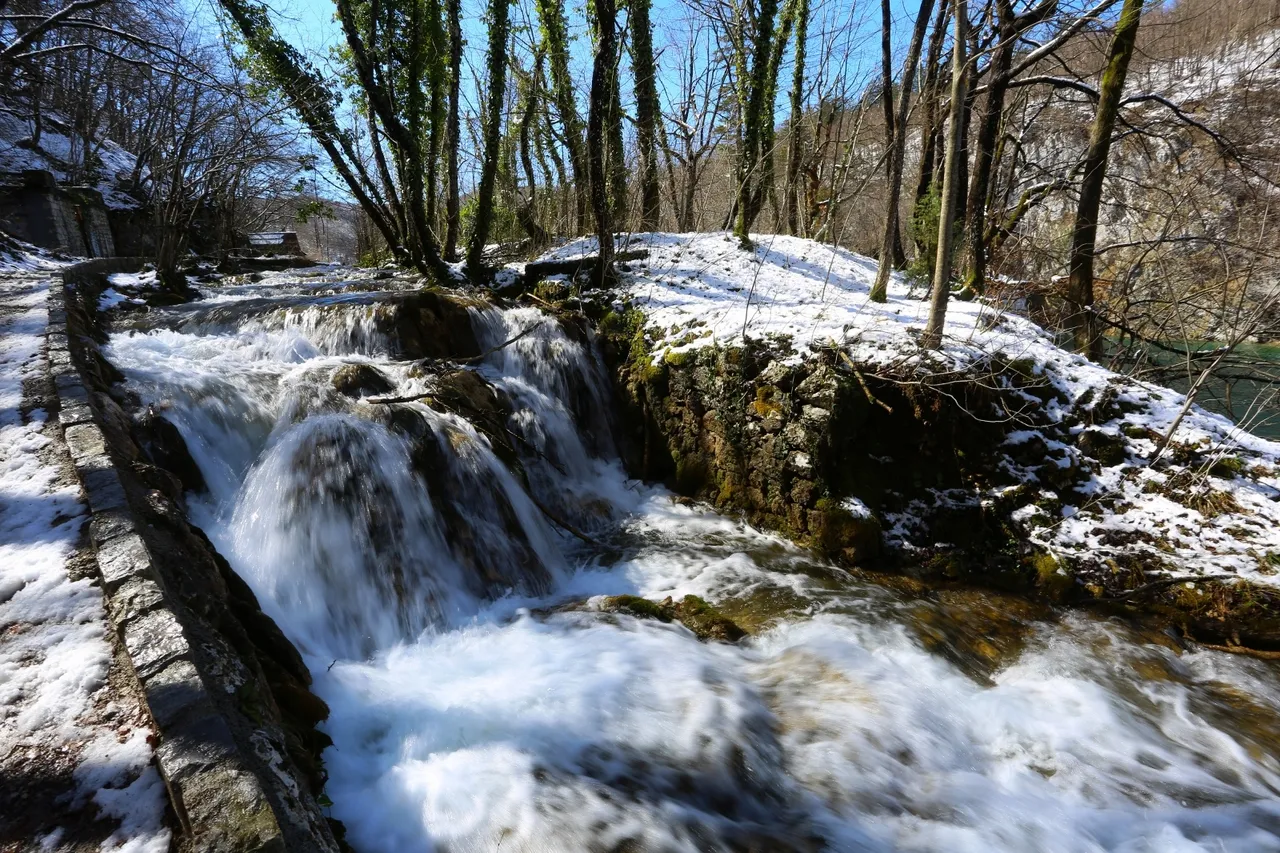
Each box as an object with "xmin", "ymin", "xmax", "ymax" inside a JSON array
[{"xmin": 104, "ymin": 279, "xmax": 1280, "ymax": 853}]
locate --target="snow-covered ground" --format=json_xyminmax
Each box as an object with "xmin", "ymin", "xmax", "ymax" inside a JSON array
[
  {"xmin": 0, "ymin": 261, "xmax": 169, "ymax": 849},
  {"xmin": 534, "ymin": 232, "xmax": 1280, "ymax": 591}
]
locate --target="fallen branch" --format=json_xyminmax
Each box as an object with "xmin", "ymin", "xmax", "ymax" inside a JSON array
[
  {"xmin": 837, "ymin": 350, "xmax": 894, "ymax": 413},
  {"xmin": 523, "ymin": 249, "xmax": 649, "ymax": 284}
]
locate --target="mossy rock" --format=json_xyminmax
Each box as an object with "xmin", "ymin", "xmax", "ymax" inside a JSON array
[
  {"xmin": 600, "ymin": 594, "xmax": 747, "ymax": 642},
  {"xmin": 808, "ymin": 500, "xmax": 881, "ymax": 563},
  {"xmin": 332, "ymin": 363, "xmax": 394, "ymax": 398},
  {"xmin": 1210, "ymin": 455, "xmax": 1246, "ymax": 479},
  {"xmin": 1076, "ymin": 428, "xmax": 1127, "ymax": 467}
]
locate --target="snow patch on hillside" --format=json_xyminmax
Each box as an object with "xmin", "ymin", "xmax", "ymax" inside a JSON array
[{"xmin": 0, "ymin": 111, "xmax": 142, "ymax": 210}]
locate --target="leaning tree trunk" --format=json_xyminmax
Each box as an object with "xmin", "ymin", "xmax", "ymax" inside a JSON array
[
  {"xmin": 588, "ymin": 0, "xmax": 618, "ymax": 284},
  {"xmin": 922, "ymin": 0, "xmax": 969, "ymax": 350},
  {"xmin": 912, "ymin": 0, "xmax": 950, "ymax": 250},
  {"xmin": 465, "ymin": 0, "xmax": 511, "ymax": 278},
  {"xmin": 1066, "ymin": 0, "xmax": 1142, "ymax": 358},
  {"xmin": 631, "ymin": 0, "xmax": 662, "ymax": 230},
  {"xmin": 869, "ymin": 0, "xmax": 936, "ymax": 302}
]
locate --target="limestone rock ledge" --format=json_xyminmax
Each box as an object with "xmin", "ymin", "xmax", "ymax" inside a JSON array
[{"xmin": 593, "ymin": 306, "xmax": 1280, "ymax": 651}]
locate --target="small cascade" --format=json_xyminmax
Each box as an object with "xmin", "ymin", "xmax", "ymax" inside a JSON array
[
  {"xmin": 470, "ymin": 306, "xmax": 627, "ymax": 529},
  {"xmin": 102, "ymin": 271, "xmax": 1280, "ymax": 853},
  {"xmin": 227, "ymin": 414, "xmax": 471, "ymax": 658}
]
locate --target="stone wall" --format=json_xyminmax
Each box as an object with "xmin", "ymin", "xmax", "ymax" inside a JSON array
[
  {"xmin": 0, "ymin": 171, "xmax": 116, "ymax": 257},
  {"xmin": 56, "ymin": 260, "xmax": 341, "ymax": 853}
]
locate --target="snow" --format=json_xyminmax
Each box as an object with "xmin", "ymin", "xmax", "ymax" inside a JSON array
[
  {"xmin": 530, "ymin": 232, "xmax": 1280, "ymax": 591},
  {"xmin": 106, "ymin": 271, "xmax": 158, "ymax": 290},
  {"xmin": 0, "ymin": 261, "xmax": 169, "ymax": 849},
  {"xmin": 0, "ymin": 109, "xmax": 142, "ymax": 211}
]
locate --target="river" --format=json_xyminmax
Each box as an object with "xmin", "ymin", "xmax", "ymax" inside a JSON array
[{"xmin": 105, "ymin": 271, "xmax": 1280, "ymax": 852}]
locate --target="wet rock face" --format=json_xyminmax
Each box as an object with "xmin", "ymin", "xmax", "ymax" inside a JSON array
[
  {"xmin": 135, "ymin": 406, "xmax": 207, "ymax": 494},
  {"xmin": 381, "ymin": 290, "xmax": 483, "ymax": 360},
  {"xmin": 331, "ymin": 363, "xmax": 395, "ymax": 398},
  {"xmin": 600, "ymin": 594, "xmax": 747, "ymax": 642}
]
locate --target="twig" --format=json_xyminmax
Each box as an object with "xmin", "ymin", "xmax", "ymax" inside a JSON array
[{"xmin": 837, "ymin": 350, "xmax": 894, "ymax": 413}]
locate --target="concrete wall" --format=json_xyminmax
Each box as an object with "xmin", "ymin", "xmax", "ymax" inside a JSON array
[{"xmin": 0, "ymin": 170, "xmax": 117, "ymax": 257}]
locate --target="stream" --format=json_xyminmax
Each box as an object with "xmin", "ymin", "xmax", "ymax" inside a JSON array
[{"xmin": 104, "ymin": 271, "xmax": 1280, "ymax": 852}]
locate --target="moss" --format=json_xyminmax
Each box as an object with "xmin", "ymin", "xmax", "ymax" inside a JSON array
[
  {"xmin": 663, "ymin": 348, "xmax": 698, "ymax": 367},
  {"xmin": 1210, "ymin": 455, "xmax": 1246, "ymax": 479},
  {"xmin": 751, "ymin": 385, "xmax": 782, "ymax": 418},
  {"xmin": 808, "ymin": 500, "xmax": 881, "ymax": 563},
  {"xmin": 674, "ymin": 452, "xmax": 712, "ymax": 496},
  {"xmin": 603, "ymin": 594, "xmax": 672, "ymax": 622},
  {"xmin": 1030, "ymin": 550, "xmax": 1075, "ymax": 599},
  {"xmin": 672, "ymin": 595, "xmax": 746, "ymax": 642},
  {"xmin": 600, "ymin": 594, "xmax": 746, "ymax": 642}
]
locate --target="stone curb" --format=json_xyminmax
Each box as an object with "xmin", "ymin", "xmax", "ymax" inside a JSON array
[{"xmin": 50, "ymin": 263, "xmax": 291, "ymax": 853}]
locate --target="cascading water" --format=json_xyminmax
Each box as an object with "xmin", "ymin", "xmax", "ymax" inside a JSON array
[{"xmin": 105, "ymin": 274, "xmax": 1280, "ymax": 853}]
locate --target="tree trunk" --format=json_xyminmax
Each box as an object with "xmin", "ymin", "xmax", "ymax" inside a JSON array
[
  {"xmin": 444, "ymin": 0, "xmax": 462, "ymax": 260},
  {"xmin": 783, "ymin": 0, "xmax": 809, "ymax": 235},
  {"xmin": 922, "ymin": 0, "xmax": 968, "ymax": 350},
  {"xmin": 1066, "ymin": 0, "xmax": 1142, "ymax": 357},
  {"xmin": 631, "ymin": 0, "xmax": 662, "ymax": 230},
  {"xmin": 870, "ymin": 0, "xmax": 935, "ymax": 302},
  {"xmin": 537, "ymin": 0, "xmax": 590, "ymax": 234},
  {"xmin": 912, "ymin": 0, "xmax": 950, "ymax": 245},
  {"xmin": 961, "ymin": 0, "xmax": 1056, "ymax": 296},
  {"xmin": 733, "ymin": 0, "xmax": 781, "ymax": 243},
  {"xmin": 465, "ymin": 0, "xmax": 511, "ymax": 277},
  {"xmin": 588, "ymin": 0, "xmax": 617, "ymax": 284}
]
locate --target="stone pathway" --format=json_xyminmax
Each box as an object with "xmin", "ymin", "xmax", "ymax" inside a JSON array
[{"xmin": 0, "ymin": 271, "xmax": 170, "ymax": 853}]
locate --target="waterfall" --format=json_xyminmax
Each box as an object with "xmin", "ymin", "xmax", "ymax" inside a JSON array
[{"xmin": 104, "ymin": 274, "xmax": 1280, "ymax": 853}]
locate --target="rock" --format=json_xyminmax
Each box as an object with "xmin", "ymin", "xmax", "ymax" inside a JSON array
[
  {"xmin": 1077, "ymin": 427, "xmax": 1127, "ymax": 466},
  {"xmin": 135, "ymin": 407, "xmax": 206, "ymax": 494},
  {"xmin": 331, "ymin": 363, "xmax": 394, "ymax": 398},
  {"xmin": 431, "ymin": 369, "xmax": 519, "ymax": 466},
  {"xmin": 601, "ymin": 594, "xmax": 747, "ymax": 642}
]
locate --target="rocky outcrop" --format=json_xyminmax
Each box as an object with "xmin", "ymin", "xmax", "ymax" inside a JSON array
[
  {"xmin": 59, "ymin": 261, "xmax": 341, "ymax": 852},
  {"xmin": 592, "ymin": 305, "xmax": 1280, "ymax": 650}
]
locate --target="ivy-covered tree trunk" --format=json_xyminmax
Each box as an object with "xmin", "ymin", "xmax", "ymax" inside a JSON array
[
  {"xmin": 912, "ymin": 0, "xmax": 951, "ymax": 252},
  {"xmin": 465, "ymin": 0, "xmax": 511, "ymax": 277},
  {"xmin": 517, "ymin": 52, "xmax": 551, "ymax": 247},
  {"xmin": 424, "ymin": 0, "xmax": 448, "ymax": 232},
  {"xmin": 630, "ymin": 0, "xmax": 661, "ymax": 230},
  {"xmin": 1067, "ymin": 0, "xmax": 1143, "ymax": 357},
  {"xmin": 607, "ymin": 44, "xmax": 628, "ymax": 227},
  {"xmin": 733, "ymin": 0, "xmax": 781, "ymax": 244},
  {"xmin": 444, "ymin": 0, "xmax": 462, "ymax": 259},
  {"xmin": 869, "ymin": 0, "xmax": 935, "ymax": 302},
  {"xmin": 783, "ymin": 0, "xmax": 808, "ymax": 236},
  {"xmin": 922, "ymin": 0, "xmax": 968, "ymax": 349},
  {"xmin": 536, "ymin": 0, "xmax": 589, "ymax": 234},
  {"xmin": 587, "ymin": 0, "xmax": 617, "ymax": 283}
]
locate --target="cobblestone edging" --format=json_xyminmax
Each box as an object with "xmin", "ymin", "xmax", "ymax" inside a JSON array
[{"xmin": 51, "ymin": 260, "xmax": 326, "ymax": 852}]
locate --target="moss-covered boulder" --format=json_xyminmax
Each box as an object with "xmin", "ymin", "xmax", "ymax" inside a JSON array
[
  {"xmin": 601, "ymin": 594, "xmax": 747, "ymax": 642},
  {"xmin": 332, "ymin": 363, "xmax": 395, "ymax": 398}
]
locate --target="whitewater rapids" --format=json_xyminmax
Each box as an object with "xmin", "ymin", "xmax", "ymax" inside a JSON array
[{"xmin": 103, "ymin": 273, "xmax": 1280, "ymax": 853}]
